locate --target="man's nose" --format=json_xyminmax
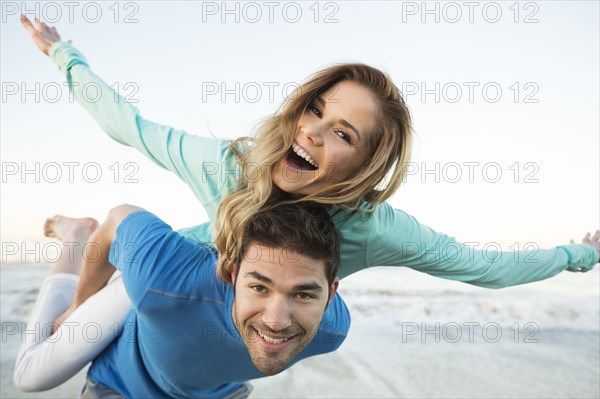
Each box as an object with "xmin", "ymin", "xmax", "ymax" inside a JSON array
[{"xmin": 262, "ymin": 296, "xmax": 292, "ymax": 331}]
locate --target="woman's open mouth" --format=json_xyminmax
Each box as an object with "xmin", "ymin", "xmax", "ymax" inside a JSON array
[{"xmin": 285, "ymin": 143, "xmax": 318, "ymax": 171}]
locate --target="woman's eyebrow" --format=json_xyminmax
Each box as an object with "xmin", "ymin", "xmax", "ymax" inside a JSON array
[{"xmin": 339, "ymin": 120, "xmax": 362, "ymax": 143}]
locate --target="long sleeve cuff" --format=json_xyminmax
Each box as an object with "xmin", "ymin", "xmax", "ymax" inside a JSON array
[
  {"xmin": 48, "ymin": 41, "xmax": 89, "ymax": 74},
  {"xmin": 557, "ymin": 244, "xmax": 599, "ymax": 272}
]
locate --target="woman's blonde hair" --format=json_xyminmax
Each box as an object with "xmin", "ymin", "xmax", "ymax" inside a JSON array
[{"xmin": 215, "ymin": 63, "xmax": 412, "ymax": 283}]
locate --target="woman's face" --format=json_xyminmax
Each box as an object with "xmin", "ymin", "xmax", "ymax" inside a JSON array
[{"xmin": 273, "ymin": 80, "xmax": 379, "ymax": 196}]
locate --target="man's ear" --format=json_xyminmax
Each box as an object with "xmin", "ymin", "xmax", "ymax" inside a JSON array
[
  {"xmin": 230, "ymin": 263, "xmax": 239, "ymax": 285},
  {"xmin": 327, "ymin": 277, "xmax": 340, "ymax": 305}
]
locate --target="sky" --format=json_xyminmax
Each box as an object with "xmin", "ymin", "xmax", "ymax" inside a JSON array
[{"xmin": 1, "ymin": 0, "xmax": 599, "ymax": 262}]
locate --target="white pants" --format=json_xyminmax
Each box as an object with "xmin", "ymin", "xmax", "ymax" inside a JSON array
[{"xmin": 13, "ymin": 272, "xmax": 131, "ymax": 392}]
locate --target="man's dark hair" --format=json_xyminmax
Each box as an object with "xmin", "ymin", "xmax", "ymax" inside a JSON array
[{"xmin": 236, "ymin": 202, "xmax": 340, "ymax": 285}]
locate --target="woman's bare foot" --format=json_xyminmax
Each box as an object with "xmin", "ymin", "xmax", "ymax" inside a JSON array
[
  {"xmin": 44, "ymin": 216, "xmax": 98, "ymax": 241},
  {"xmin": 44, "ymin": 216, "xmax": 99, "ymax": 275}
]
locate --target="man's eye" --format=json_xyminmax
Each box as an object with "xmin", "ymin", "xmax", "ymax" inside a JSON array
[
  {"xmin": 295, "ymin": 293, "xmax": 315, "ymax": 300},
  {"xmin": 251, "ymin": 285, "xmax": 266, "ymax": 293}
]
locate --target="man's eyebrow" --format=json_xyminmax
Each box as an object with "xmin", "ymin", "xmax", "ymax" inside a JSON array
[
  {"xmin": 293, "ymin": 283, "xmax": 323, "ymax": 292},
  {"xmin": 244, "ymin": 272, "xmax": 323, "ymax": 292},
  {"xmin": 244, "ymin": 271, "xmax": 273, "ymax": 285},
  {"xmin": 315, "ymin": 95, "xmax": 363, "ymax": 142}
]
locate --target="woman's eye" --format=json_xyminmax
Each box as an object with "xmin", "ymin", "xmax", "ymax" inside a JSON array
[
  {"xmin": 308, "ymin": 104, "xmax": 322, "ymax": 117},
  {"xmin": 336, "ymin": 130, "xmax": 352, "ymax": 144}
]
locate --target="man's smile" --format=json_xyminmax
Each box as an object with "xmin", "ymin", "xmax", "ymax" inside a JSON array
[{"xmin": 252, "ymin": 327, "xmax": 301, "ymax": 351}]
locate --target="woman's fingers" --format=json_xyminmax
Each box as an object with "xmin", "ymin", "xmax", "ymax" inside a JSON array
[
  {"xmin": 570, "ymin": 231, "xmax": 599, "ymax": 246},
  {"xmin": 35, "ymin": 18, "xmax": 52, "ymax": 36},
  {"xmin": 33, "ymin": 17, "xmax": 45, "ymax": 31},
  {"xmin": 21, "ymin": 15, "xmax": 61, "ymax": 55},
  {"xmin": 20, "ymin": 14, "xmax": 38, "ymax": 35}
]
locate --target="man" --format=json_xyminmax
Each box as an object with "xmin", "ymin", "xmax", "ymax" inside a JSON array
[{"xmin": 15, "ymin": 203, "xmax": 349, "ymax": 398}]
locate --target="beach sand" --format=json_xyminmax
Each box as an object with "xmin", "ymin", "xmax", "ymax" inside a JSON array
[{"xmin": 2, "ymin": 327, "xmax": 598, "ymax": 398}]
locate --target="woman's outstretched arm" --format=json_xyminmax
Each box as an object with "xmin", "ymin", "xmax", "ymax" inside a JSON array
[
  {"xmin": 21, "ymin": 16, "xmax": 239, "ymax": 223},
  {"xmin": 360, "ymin": 203, "xmax": 599, "ymax": 288}
]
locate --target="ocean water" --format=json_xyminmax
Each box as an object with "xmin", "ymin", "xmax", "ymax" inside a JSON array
[{"xmin": 1, "ymin": 263, "xmax": 599, "ymax": 398}]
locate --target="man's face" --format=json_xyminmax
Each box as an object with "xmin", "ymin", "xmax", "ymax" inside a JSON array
[{"xmin": 231, "ymin": 243, "xmax": 338, "ymax": 375}]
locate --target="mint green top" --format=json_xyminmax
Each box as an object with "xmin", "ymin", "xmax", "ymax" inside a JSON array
[{"xmin": 49, "ymin": 42, "xmax": 599, "ymax": 288}]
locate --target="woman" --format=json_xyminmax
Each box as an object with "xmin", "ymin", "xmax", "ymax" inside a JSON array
[{"xmin": 15, "ymin": 15, "xmax": 600, "ymax": 391}]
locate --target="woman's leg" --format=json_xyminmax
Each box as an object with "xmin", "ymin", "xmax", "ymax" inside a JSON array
[{"xmin": 13, "ymin": 216, "xmax": 132, "ymax": 392}]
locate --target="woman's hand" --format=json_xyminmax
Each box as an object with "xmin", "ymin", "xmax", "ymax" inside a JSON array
[
  {"xmin": 571, "ymin": 230, "xmax": 600, "ymax": 262},
  {"xmin": 20, "ymin": 14, "xmax": 65, "ymax": 55}
]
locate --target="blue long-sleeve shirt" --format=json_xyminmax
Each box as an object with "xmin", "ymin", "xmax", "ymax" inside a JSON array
[{"xmin": 88, "ymin": 211, "xmax": 349, "ymax": 398}]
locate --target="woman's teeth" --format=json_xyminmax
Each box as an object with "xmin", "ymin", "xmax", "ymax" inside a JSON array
[{"xmin": 292, "ymin": 143, "xmax": 318, "ymax": 168}]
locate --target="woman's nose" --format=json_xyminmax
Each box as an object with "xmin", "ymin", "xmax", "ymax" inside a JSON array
[{"xmin": 301, "ymin": 122, "xmax": 325, "ymax": 146}]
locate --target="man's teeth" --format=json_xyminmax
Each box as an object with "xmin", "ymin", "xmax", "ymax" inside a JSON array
[
  {"xmin": 257, "ymin": 330, "xmax": 290, "ymax": 344},
  {"xmin": 292, "ymin": 143, "xmax": 318, "ymax": 168}
]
